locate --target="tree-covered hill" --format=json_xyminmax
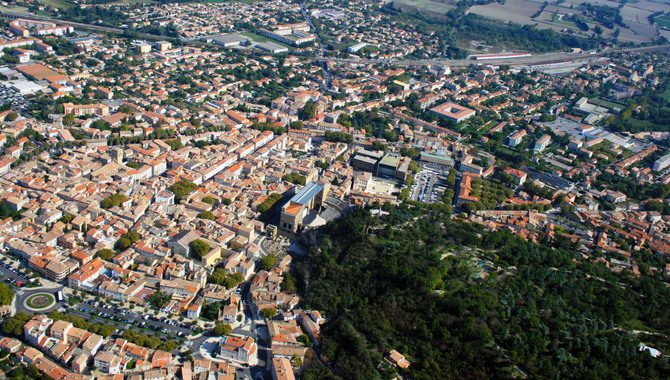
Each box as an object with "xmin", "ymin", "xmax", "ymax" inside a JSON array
[{"xmin": 302, "ymin": 206, "xmax": 670, "ymax": 379}]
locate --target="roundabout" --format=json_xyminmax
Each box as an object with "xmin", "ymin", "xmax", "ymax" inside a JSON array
[{"xmin": 25, "ymin": 293, "xmax": 55, "ymax": 310}]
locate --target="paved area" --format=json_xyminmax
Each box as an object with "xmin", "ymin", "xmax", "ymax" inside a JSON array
[
  {"xmin": 411, "ymin": 166, "xmax": 449, "ymax": 203},
  {"xmin": 14, "ymin": 286, "xmax": 64, "ymax": 314}
]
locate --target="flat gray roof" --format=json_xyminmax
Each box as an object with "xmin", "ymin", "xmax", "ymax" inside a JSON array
[{"xmin": 290, "ymin": 181, "xmax": 325, "ymax": 205}]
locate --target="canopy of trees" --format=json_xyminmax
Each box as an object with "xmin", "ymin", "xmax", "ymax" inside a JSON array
[
  {"xmin": 198, "ymin": 211, "xmax": 215, "ymax": 220},
  {"xmin": 100, "ymin": 193, "xmax": 127, "ymax": 209},
  {"xmin": 0, "ymin": 284, "xmax": 13, "ymax": 306},
  {"xmin": 190, "ymin": 239, "xmax": 210, "ymax": 258},
  {"xmin": 166, "ymin": 139, "xmax": 184, "ymax": 150},
  {"xmin": 117, "ymin": 230, "xmax": 140, "ymax": 251},
  {"xmin": 258, "ymin": 193, "xmax": 283, "ymax": 214},
  {"xmin": 303, "ymin": 206, "xmax": 670, "ymax": 379},
  {"xmin": 147, "ymin": 290, "xmax": 171, "ymax": 309},
  {"xmin": 261, "ymin": 307, "xmax": 277, "ymax": 319},
  {"xmin": 214, "ymin": 323, "xmax": 232, "ymax": 336},
  {"xmin": 282, "ymin": 172, "xmax": 306, "ymax": 185},
  {"xmin": 260, "ymin": 254, "xmax": 277, "ymax": 271},
  {"xmin": 169, "ymin": 180, "xmax": 198, "ymax": 203},
  {"xmin": 96, "ymin": 248, "xmax": 115, "ymax": 261}
]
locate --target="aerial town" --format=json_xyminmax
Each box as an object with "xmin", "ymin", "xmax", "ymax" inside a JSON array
[{"xmin": 0, "ymin": 0, "xmax": 666, "ymax": 379}]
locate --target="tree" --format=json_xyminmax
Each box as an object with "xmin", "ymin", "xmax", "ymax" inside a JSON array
[
  {"xmin": 159, "ymin": 340, "xmax": 178, "ymax": 351},
  {"xmin": 208, "ymin": 268, "xmax": 227, "ymax": 285},
  {"xmin": 0, "ymin": 283, "xmax": 13, "ymax": 305},
  {"xmin": 26, "ymin": 363, "xmax": 40, "ymax": 378},
  {"xmin": 190, "ymin": 239, "xmax": 210, "ymax": 258},
  {"xmin": 63, "ymin": 113, "xmax": 75, "ymax": 125},
  {"xmin": 2, "ymin": 312, "xmax": 31, "ymax": 336},
  {"xmin": 169, "ymin": 180, "xmax": 198, "ymax": 203},
  {"xmin": 223, "ymin": 277, "xmax": 238, "ymax": 289},
  {"xmin": 147, "ymin": 290, "xmax": 171, "ymax": 309},
  {"xmin": 283, "ymin": 172, "xmax": 306, "ymax": 185},
  {"xmin": 166, "ymin": 139, "xmax": 184, "ymax": 150},
  {"xmin": 6, "ymin": 112, "xmax": 17, "ymax": 122},
  {"xmin": 298, "ymin": 101, "xmax": 317, "ymax": 120},
  {"xmin": 202, "ymin": 196, "xmax": 215, "ymax": 205},
  {"xmin": 96, "ymin": 248, "xmax": 115, "ymax": 261},
  {"xmin": 290, "ymin": 120, "xmax": 304, "ymax": 130},
  {"xmin": 117, "ymin": 237, "xmax": 131, "ymax": 251},
  {"xmin": 198, "ymin": 211, "xmax": 215, "ymax": 220},
  {"xmin": 127, "ymin": 161, "xmax": 140, "ymax": 169},
  {"xmin": 100, "ymin": 193, "xmax": 127, "ymax": 209},
  {"xmin": 260, "ymin": 254, "xmax": 277, "ymax": 271},
  {"xmin": 214, "ymin": 323, "xmax": 232, "ymax": 336},
  {"xmin": 261, "ymin": 307, "xmax": 277, "ymax": 319}
]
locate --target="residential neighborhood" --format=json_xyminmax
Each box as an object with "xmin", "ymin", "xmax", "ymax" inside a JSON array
[{"xmin": 0, "ymin": 0, "xmax": 666, "ymax": 379}]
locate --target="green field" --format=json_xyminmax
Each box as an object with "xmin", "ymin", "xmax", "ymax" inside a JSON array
[
  {"xmin": 241, "ymin": 32, "xmax": 293, "ymax": 50},
  {"xmin": 0, "ymin": 5, "xmax": 29, "ymax": 14},
  {"xmin": 39, "ymin": 0, "xmax": 74, "ymax": 10},
  {"xmin": 590, "ymin": 98, "xmax": 625, "ymax": 110},
  {"xmin": 394, "ymin": 0, "xmax": 456, "ymax": 15},
  {"xmin": 552, "ymin": 13, "xmax": 578, "ymax": 28},
  {"xmin": 654, "ymin": 14, "xmax": 670, "ymax": 29}
]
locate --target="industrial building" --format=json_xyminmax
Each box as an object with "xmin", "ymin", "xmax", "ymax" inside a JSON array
[
  {"xmin": 351, "ymin": 149, "xmax": 409, "ymax": 181},
  {"xmin": 419, "ymin": 152, "xmax": 454, "ymax": 169}
]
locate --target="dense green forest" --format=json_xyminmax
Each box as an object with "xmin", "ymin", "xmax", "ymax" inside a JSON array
[{"xmin": 302, "ymin": 207, "xmax": 670, "ymax": 379}]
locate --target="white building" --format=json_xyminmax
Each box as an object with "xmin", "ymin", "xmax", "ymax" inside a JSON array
[
  {"xmin": 348, "ymin": 42, "xmax": 368, "ymax": 53},
  {"xmin": 653, "ymin": 154, "xmax": 670, "ymax": 171}
]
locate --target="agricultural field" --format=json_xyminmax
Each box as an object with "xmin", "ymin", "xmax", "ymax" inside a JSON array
[
  {"xmin": 468, "ymin": 0, "xmax": 669, "ymax": 44},
  {"xmin": 469, "ymin": 0, "xmax": 541, "ymax": 25},
  {"xmin": 654, "ymin": 14, "xmax": 670, "ymax": 28},
  {"xmin": 394, "ymin": 0, "xmax": 456, "ymax": 15}
]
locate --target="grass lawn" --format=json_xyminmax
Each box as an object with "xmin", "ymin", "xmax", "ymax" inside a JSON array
[
  {"xmin": 552, "ymin": 14, "xmax": 578, "ymax": 29},
  {"xmin": 590, "ymin": 98, "xmax": 625, "ymax": 110},
  {"xmin": 480, "ymin": 120, "xmax": 496, "ymax": 131},
  {"xmin": 241, "ymin": 32, "xmax": 293, "ymax": 50},
  {"xmin": 0, "ymin": 5, "xmax": 30, "ymax": 14},
  {"xmin": 627, "ymin": 117, "xmax": 657, "ymax": 131}
]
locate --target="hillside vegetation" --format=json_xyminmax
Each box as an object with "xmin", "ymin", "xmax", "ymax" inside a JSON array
[{"xmin": 303, "ymin": 207, "xmax": 670, "ymax": 379}]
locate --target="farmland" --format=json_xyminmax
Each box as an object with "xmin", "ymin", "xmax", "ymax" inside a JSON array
[
  {"xmin": 655, "ymin": 14, "xmax": 670, "ymax": 29},
  {"xmin": 394, "ymin": 0, "xmax": 456, "ymax": 15},
  {"xmin": 469, "ymin": 0, "xmax": 541, "ymax": 25}
]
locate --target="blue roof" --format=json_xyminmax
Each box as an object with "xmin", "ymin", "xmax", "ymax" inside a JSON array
[{"xmin": 289, "ymin": 181, "xmax": 325, "ymax": 205}]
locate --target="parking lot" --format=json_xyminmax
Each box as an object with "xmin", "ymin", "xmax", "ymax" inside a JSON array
[
  {"xmin": 411, "ymin": 166, "xmax": 449, "ymax": 203},
  {"xmin": 0, "ymin": 83, "xmax": 30, "ymax": 110},
  {"xmin": 69, "ymin": 300, "xmax": 196, "ymax": 338},
  {"xmin": 0, "ymin": 255, "xmax": 38, "ymax": 287}
]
